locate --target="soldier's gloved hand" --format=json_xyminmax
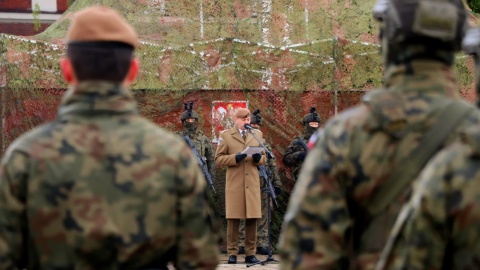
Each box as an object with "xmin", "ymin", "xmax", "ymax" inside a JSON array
[
  {"xmin": 296, "ymin": 151, "xmax": 307, "ymax": 161},
  {"xmin": 252, "ymin": 153, "xmax": 262, "ymax": 163},
  {"xmin": 274, "ymin": 186, "xmax": 282, "ymax": 197},
  {"xmin": 235, "ymin": 153, "xmax": 247, "ymax": 163}
]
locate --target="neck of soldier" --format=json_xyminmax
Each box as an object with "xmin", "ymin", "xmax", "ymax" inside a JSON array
[
  {"xmin": 183, "ymin": 128, "xmax": 197, "ymax": 137},
  {"xmin": 383, "ymin": 58, "xmax": 460, "ymax": 98}
]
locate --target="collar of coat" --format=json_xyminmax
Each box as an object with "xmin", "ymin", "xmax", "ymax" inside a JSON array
[
  {"xmin": 229, "ymin": 127, "xmax": 262, "ymax": 144},
  {"xmin": 57, "ymin": 81, "xmax": 138, "ymax": 118}
]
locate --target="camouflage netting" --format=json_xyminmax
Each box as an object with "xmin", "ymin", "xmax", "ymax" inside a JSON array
[{"xmin": 0, "ymin": 0, "xmax": 477, "ymax": 250}]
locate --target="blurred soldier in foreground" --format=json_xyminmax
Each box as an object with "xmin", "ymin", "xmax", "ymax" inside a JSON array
[
  {"xmin": 375, "ymin": 27, "xmax": 480, "ymax": 270},
  {"xmin": 282, "ymin": 107, "xmax": 321, "ymax": 182},
  {"xmin": 239, "ymin": 109, "xmax": 283, "ymax": 255},
  {"xmin": 279, "ymin": 0, "xmax": 480, "ymax": 269},
  {"xmin": 177, "ymin": 102, "xmax": 216, "ymax": 193},
  {"xmin": 0, "ymin": 6, "xmax": 219, "ymax": 270},
  {"xmin": 215, "ymin": 108, "xmax": 266, "ymax": 264}
]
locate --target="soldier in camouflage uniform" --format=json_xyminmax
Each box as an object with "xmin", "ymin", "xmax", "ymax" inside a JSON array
[
  {"xmin": 374, "ymin": 27, "xmax": 480, "ymax": 270},
  {"xmin": 177, "ymin": 102, "xmax": 216, "ymax": 188},
  {"xmin": 278, "ymin": 0, "xmax": 480, "ymax": 269},
  {"xmin": 0, "ymin": 6, "xmax": 219, "ymax": 270},
  {"xmin": 282, "ymin": 107, "xmax": 321, "ymax": 182},
  {"xmin": 238, "ymin": 109, "xmax": 283, "ymax": 255}
]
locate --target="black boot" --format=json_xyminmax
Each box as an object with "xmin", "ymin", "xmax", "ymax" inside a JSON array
[
  {"xmin": 228, "ymin": 255, "xmax": 237, "ymax": 264},
  {"xmin": 256, "ymin": 246, "xmax": 269, "ymax": 255},
  {"xmin": 245, "ymin": 255, "xmax": 260, "ymax": 264}
]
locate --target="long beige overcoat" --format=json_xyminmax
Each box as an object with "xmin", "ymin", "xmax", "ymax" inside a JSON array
[{"xmin": 215, "ymin": 127, "xmax": 266, "ymax": 219}]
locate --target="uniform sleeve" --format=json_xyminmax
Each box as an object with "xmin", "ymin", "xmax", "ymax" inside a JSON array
[
  {"xmin": 282, "ymin": 138, "xmax": 304, "ymax": 167},
  {"xmin": 0, "ymin": 150, "xmax": 28, "ymax": 270},
  {"xmin": 255, "ymin": 132, "xmax": 267, "ymax": 166},
  {"xmin": 204, "ymin": 138, "xmax": 216, "ymax": 182},
  {"xmin": 214, "ymin": 132, "xmax": 237, "ymax": 167},
  {"xmin": 264, "ymin": 140, "xmax": 282, "ymax": 188},
  {"xmin": 279, "ymin": 129, "xmax": 350, "ymax": 270},
  {"xmin": 390, "ymin": 143, "xmax": 480, "ymax": 270},
  {"xmin": 174, "ymin": 146, "xmax": 220, "ymax": 270}
]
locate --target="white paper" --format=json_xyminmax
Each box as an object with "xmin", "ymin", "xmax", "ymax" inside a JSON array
[{"xmin": 241, "ymin": 146, "xmax": 264, "ymax": 156}]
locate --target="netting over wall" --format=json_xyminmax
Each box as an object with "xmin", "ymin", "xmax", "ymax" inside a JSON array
[{"xmin": 0, "ymin": 0, "xmax": 477, "ymax": 248}]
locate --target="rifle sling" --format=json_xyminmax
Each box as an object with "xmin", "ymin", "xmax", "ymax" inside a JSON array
[{"xmin": 364, "ymin": 100, "xmax": 473, "ymax": 216}]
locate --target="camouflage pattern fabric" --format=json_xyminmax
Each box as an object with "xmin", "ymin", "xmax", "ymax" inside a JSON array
[
  {"xmin": 278, "ymin": 61, "xmax": 480, "ymax": 270},
  {"xmin": 379, "ymin": 125, "xmax": 480, "ymax": 270},
  {"xmin": 0, "ymin": 81, "xmax": 220, "ymax": 270},
  {"xmin": 282, "ymin": 135, "xmax": 309, "ymax": 182},
  {"xmin": 176, "ymin": 129, "xmax": 216, "ymax": 182},
  {"xmin": 239, "ymin": 139, "xmax": 282, "ymax": 248}
]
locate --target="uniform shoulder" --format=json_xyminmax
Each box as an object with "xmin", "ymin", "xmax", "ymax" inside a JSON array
[
  {"xmin": 252, "ymin": 129, "xmax": 263, "ymax": 135},
  {"xmin": 3, "ymin": 122, "xmax": 56, "ymax": 157}
]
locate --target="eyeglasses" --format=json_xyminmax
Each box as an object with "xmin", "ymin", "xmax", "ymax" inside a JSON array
[{"xmin": 185, "ymin": 119, "xmax": 196, "ymax": 123}]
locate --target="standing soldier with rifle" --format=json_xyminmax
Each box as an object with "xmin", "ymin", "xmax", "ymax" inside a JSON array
[
  {"xmin": 238, "ymin": 109, "xmax": 283, "ymax": 255},
  {"xmin": 282, "ymin": 107, "xmax": 321, "ymax": 182},
  {"xmin": 178, "ymin": 102, "xmax": 216, "ymax": 193}
]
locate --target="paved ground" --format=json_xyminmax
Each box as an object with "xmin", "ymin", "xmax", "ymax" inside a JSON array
[
  {"xmin": 216, "ymin": 254, "xmax": 280, "ymax": 269},
  {"xmin": 167, "ymin": 254, "xmax": 280, "ymax": 270}
]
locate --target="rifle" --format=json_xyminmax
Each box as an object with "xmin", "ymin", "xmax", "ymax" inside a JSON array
[
  {"xmin": 183, "ymin": 135, "xmax": 216, "ymax": 193},
  {"xmin": 297, "ymin": 136, "xmax": 308, "ymax": 152},
  {"xmin": 258, "ymin": 165, "xmax": 278, "ymax": 207}
]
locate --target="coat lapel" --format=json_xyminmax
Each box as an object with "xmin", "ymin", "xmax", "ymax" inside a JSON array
[{"xmin": 231, "ymin": 128, "xmax": 244, "ymax": 144}]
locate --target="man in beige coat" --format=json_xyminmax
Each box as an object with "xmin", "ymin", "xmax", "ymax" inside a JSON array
[{"xmin": 215, "ymin": 108, "xmax": 266, "ymax": 264}]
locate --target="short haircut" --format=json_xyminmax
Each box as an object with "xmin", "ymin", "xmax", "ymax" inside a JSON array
[{"xmin": 67, "ymin": 41, "xmax": 134, "ymax": 82}]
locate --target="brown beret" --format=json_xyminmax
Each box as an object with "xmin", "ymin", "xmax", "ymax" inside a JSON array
[
  {"xmin": 235, "ymin": 108, "xmax": 251, "ymax": 118},
  {"xmin": 66, "ymin": 6, "xmax": 139, "ymax": 48}
]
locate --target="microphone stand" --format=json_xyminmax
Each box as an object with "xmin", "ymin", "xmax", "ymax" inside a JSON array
[{"xmin": 246, "ymin": 128, "xmax": 280, "ymax": 267}]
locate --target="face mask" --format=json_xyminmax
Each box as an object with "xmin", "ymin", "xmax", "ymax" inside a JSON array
[
  {"xmin": 184, "ymin": 122, "xmax": 197, "ymax": 132},
  {"xmin": 304, "ymin": 125, "xmax": 317, "ymax": 137}
]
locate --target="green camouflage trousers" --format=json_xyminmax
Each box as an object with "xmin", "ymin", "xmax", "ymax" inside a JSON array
[{"xmin": 239, "ymin": 184, "xmax": 270, "ymax": 247}]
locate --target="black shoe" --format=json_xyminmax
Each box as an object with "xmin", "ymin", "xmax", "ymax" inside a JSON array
[
  {"xmin": 228, "ymin": 255, "xmax": 237, "ymax": 264},
  {"xmin": 245, "ymin": 255, "xmax": 260, "ymax": 264},
  {"xmin": 256, "ymin": 246, "xmax": 269, "ymax": 255},
  {"xmin": 239, "ymin": 246, "xmax": 245, "ymax": 254}
]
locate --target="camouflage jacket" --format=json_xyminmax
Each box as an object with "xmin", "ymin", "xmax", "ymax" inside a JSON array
[
  {"xmin": 380, "ymin": 125, "xmax": 480, "ymax": 270},
  {"xmin": 282, "ymin": 135, "xmax": 309, "ymax": 182},
  {"xmin": 0, "ymin": 81, "xmax": 219, "ymax": 270},
  {"xmin": 278, "ymin": 61, "xmax": 480, "ymax": 270},
  {"xmin": 177, "ymin": 129, "xmax": 216, "ymax": 182}
]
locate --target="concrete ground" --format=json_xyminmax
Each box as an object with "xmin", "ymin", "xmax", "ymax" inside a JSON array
[
  {"xmin": 216, "ymin": 254, "xmax": 280, "ymax": 269},
  {"xmin": 167, "ymin": 254, "xmax": 280, "ymax": 270}
]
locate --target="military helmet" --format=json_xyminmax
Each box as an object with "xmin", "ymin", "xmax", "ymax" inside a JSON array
[
  {"xmin": 373, "ymin": 0, "xmax": 469, "ymax": 52},
  {"xmin": 181, "ymin": 102, "xmax": 199, "ymax": 123},
  {"xmin": 303, "ymin": 107, "xmax": 322, "ymax": 125},
  {"xmin": 250, "ymin": 109, "xmax": 262, "ymax": 126}
]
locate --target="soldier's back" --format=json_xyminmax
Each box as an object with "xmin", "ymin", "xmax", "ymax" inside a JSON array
[
  {"xmin": 0, "ymin": 111, "xmax": 219, "ymax": 269},
  {"xmin": 279, "ymin": 61, "xmax": 480, "ymax": 270}
]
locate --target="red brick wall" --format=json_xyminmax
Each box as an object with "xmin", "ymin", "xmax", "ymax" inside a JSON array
[
  {"xmin": 56, "ymin": 0, "xmax": 68, "ymax": 13},
  {"xmin": 0, "ymin": 0, "xmax": 32, "ymax": 12},
  {"xmin": 0, "ymin": 22, "xmax": 50, "ymax": 36}
]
